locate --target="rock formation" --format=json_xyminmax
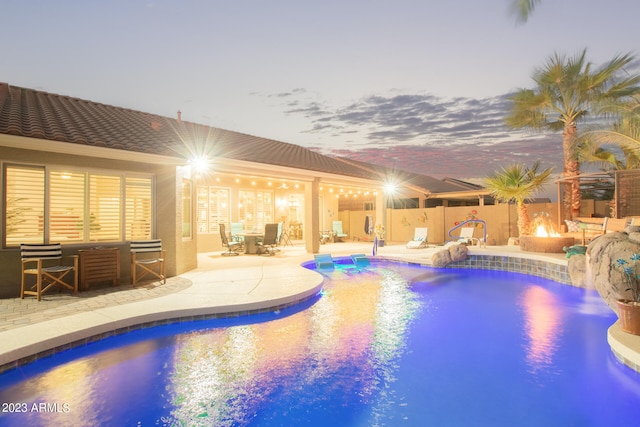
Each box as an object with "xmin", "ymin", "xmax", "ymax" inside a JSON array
[
  {"xmin": 431, "ymin": 243, "xmax": 469, "ymax": 267},
  {"xmin": 449, "ymin": 244, "xmax": 469, "ymax": 262},
  {"xmin": 588, "ymin": 225, "xmax": 640, "ymax": 313},
  {"xmin": 567, "ymin": 254, "xmax": 587, "ymax": 288}
]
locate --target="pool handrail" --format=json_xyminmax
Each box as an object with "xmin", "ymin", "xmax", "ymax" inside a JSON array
[{"xmin": 448, "ymin": 219, "xmax": 487, "ymax": 243}]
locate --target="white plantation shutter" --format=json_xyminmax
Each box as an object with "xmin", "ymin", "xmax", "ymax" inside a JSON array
[
  {"xmin": 4, "ymin": 165, "xmax": 154, "ymax": 246},
  {"xmin": 211, "ymin": 188, "xmax": 230, "ymax": 233},
  {"xmin": 89, "ymin": 175, "xmax": 121, "ymax": 241},
  {"xmin": 50, "ymin": 171, "xmax": 85, "ymax": 242},
  {"xmin": 239, "ymin": 190, "xmax": 255, "ymax": 230},
  {"xmin": 238, "ymin": 190, "xmax": 273, "ymax": 231},
  {"xmin": 197, "ymin": 186, "xmax": 230, "ymax": 234},
  {"xmin": 260, "ymin": 191, "xmax": 273, "ymax": 228},
  {"xmin": 126, "ymin": 177, "xmax": 152, "ymax": 240},
  {"xmin": 5, "ymin": 166, "xmax": 45, "ymax": 244}
]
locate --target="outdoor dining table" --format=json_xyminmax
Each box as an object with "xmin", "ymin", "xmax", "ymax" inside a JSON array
[{"xmin": 237, "ymin": 232, "xmax": 264, "ymax": 254}]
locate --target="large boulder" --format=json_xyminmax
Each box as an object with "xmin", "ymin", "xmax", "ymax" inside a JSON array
[
  {"xmin": 449, "ymin": 244, "xmax": 469, "ymax": 262},
  {"xmin": 431, "ymin": 244, "xmax": 469, "ymax": 267},
  {"xmin": 588, "ymin": 226, "xmax": 640, "ymax": 313},
  {"xmin": 431, "ymin": 249, "xmax": 452, "ymax": 267},
  {"xmin": 567, "ymin": 254, "xmax": 587, "ymax": 288}
]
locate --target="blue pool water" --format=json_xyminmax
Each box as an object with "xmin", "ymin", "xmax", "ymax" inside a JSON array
[{"xmin": 1, "ymin": 259, "xmax": 639, "ymax": 426}]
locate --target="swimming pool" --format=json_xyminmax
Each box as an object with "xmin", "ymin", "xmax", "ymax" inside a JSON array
[{"xmin": 0, "ymin": 259, "xmax": 639, "ymax": 426}]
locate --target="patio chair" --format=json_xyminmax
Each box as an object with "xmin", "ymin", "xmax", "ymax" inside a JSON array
[
  {"xmin": 333, "ymin": 221, "xmax": 348, "ymax": 242},
  {"xmin": 20, "ymin": 243, "xmax": 78, "ymax": 301},
  {"xmin": 219, "ymin": 224, "xmax": 243, "ymax": 256},
  {"xmin": 257, "ymin": 223, "xmax": 279, "ymax": 256},
  {"xmin": 230, "ymin": 222, "xmax": 244, "ymax": 244},
  {"xmin": 273, "ymin": 221, "xmax": 284, "ymax": 252},
  {"xmin": 458, "ymin": 227, "xmax": 478, "ymax": 245},
  {"xmin": 130, "ymin": 239, "xmax": 166, "ymax": 285},
  {"xmin": 406, "ymin": 227, "xmax": 428, "ymax": 249},
  {"xmin": 280, "ymin": 226, "xmax": 293, "ymax": 246}
]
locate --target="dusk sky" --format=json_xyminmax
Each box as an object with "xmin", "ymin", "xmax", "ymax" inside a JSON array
[{"xmin": 2, "ymin": 0, "xmax": 639, "ymax": 182}]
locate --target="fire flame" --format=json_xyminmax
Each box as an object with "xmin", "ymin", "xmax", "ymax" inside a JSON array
[{"xmin": 534, "ymin": 224, "xmax": 561, "ymax": 238}]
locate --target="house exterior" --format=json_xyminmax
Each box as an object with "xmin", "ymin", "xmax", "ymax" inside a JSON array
[{"xmin": 0, "ymin": 83, "xmax": 477, "ymax": 298}]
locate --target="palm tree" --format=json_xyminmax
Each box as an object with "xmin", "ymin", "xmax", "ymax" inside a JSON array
[
  {"xmin": 580, "ymin": 95, "xmax": 640, "ymax": 162},
  {"xmin": 505, "ymin": 49, "xmax": 640, "ymax": 221},
  {"xmin": 577, "ymin": 96, "xmax": 640, "ymax": 217},
  {"xmin": 510, "ymin": 0, "xmax": 541, "ymax": 23},
  {"xmin": 484, "ymin": 161, "xmax": 554, "ymax": 236}
]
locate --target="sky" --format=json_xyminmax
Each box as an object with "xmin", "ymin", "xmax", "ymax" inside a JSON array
[{"xmin": 2, "ymin": 0, "xmax": 640, "ymax": 185}]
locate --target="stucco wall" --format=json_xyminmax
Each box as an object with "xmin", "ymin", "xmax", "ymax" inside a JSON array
[
  {"xmin": 0, "ymin": 146, "xmax": 191, "ymax": 298},
  {"xmin": 382, "ymin": 200, "xmax": 610, "ymax": 245}
]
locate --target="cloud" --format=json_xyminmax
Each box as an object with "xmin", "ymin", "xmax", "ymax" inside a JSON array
[
  {"xmin": 271, "ymin": 89, "xmax": 563, "ymax": 179},
  {"xmin": 328, "ymin": 136, "xmax": 562, "ymax": 180},
  {"xmin": 283, "ymin": 90, "xmax": 526, "ymax": 145},
  {"xmin": 271, "ymin": 88, "xmax": 307, "ymax": 98}
]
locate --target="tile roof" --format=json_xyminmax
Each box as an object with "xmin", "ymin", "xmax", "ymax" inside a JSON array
[
  {"xmin": 0, "ymin": 83, "xmax": 470, "ymax": 194},
  {"xmin": 332, "ymin": 157, "xmax": 471, "ymax": 194}
]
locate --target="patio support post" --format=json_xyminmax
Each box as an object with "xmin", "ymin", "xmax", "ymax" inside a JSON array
[
  {"xmin": 376, "ymin": 191, "xmax": 386, "ymax": 240},
  {"xmin": 305, "ymin": 178, "xmax": 320, "ymax": 254}
]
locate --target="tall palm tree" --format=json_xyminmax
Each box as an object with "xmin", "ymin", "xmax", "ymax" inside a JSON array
[
  {"xmin": 484, "ymin": 161, "xmax": 554, "ymax": 236},
  {"xmin": 505, "ymin": 49, "xmax": 640, "ymax": 221}
]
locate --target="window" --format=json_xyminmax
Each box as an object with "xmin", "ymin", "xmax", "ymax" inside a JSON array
[
  {"xmin": 50, "ymin": 170, "xmax": 85, "ymax": 242},
  {"xmin": 238, "ymin": 190, "xmax": 273, "ymax": 231},
  {"xmin": 4, "ymin": 166, "xmax": 45, "ymax": 245},
  {"xmin": 126, "ymin": 177, "xmax": 153, "ymax": 240},
  {"xmin": 3, "ymin": 164, "xmax": 153, "ymax": 247},
  {"xmin": 89, "ymin": 174, "xmax": 121, "ymax": 241},
  {"xmin": 196, "ymin": 186, "xmax": 230, "ymax": 234}
]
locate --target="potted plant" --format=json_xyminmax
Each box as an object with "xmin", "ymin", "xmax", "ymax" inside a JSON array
[{"xmin": 615, "ymin": 253, "xmax": 640, "ymax": 335}]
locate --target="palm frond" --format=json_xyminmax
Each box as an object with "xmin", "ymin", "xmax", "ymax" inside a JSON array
[
  {"xmin": 509, "ymin": 0, "xmax": 541, "ymax": 23},
  {"xmin": 484, "ymin": 161, "xmax": 554, "ymax": 205}
]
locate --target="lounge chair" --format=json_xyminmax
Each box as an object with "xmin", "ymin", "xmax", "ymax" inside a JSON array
[
  {"xmin": 320, "ymin": 229, "xmax": 333, "ymax": 244},
  {"xmin": 406, "ymin": 227, "xmax": 428, "ymax": 249},
  {"xmin": 333, "ymin": 221, "xmax": 348, "ymax": 242},
  {"xmin": 458, "ymin": 227, "xmax": 478, "ymax": 245}
]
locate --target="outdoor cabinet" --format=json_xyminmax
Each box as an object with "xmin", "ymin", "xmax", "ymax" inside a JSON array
[{"xmin": 78, "ymin": 247, "xmax": 120, "ymax": 291}]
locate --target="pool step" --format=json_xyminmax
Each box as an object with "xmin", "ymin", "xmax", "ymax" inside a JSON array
[
  {"xmin": 314, "ymin": 254, "xmax": 335, "ymax": 269},
  {"xmin": 350, "ymin": 253, "xmax": 370, "ymax": 268}
]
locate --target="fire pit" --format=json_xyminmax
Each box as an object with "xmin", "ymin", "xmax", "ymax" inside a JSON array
[
  {"xmin": 518, "ymin": 212, "xmax": 576, "ymax": 253},
  {"xmin": 519, "ymin": 235, "xmax": 575, "ymax": 253}
]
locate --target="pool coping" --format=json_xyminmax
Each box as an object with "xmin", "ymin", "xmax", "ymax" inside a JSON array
[
  {"xmin": 0, "ymin": 253, "xmax": 325, "ymax": 374},
  {"xmin": 608, "ymin": 322, "xmax": 640, "ymax": 372}
]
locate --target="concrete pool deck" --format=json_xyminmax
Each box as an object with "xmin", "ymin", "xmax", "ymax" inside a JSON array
[{"xmin": 0, "ymin": 241, "xmax": 638, "ymax": 373}]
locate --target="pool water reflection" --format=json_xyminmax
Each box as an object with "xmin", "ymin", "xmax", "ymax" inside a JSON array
[{"xmin": 0, "ymin": 260, "xmax": 639, "ymax": 426}]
